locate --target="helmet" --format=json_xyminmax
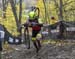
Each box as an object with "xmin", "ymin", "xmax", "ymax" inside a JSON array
[
  {"xmin": 29, "ymin": 6, "xmax": 39, "ymax": 19},
  {"xmin": 28, "ymin": 11, "xmax": 36, "ymax": 19}
]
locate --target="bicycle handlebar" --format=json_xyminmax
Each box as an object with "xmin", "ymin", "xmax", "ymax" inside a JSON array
[{"xmin": 23, "ymin": 22, "xmax": 43, "ymax": 27}]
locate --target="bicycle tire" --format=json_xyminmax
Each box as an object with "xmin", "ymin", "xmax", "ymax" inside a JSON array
[
  {"xmin": 24, "ymin": 28, "xmax": 30, "ymax": 49},
  {"xmin": 26, "ymin": 33, "xmax": 30, "ymax": 49}
]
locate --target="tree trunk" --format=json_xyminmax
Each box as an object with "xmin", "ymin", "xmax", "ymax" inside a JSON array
[
  {"xmin": 53, "ymin": 0, "xmax": 59, "ymax": 18},
  {"xmin": 9, "ymin": 0, "xmax": 20, "ymax": 31},
  {"xmin": 59, "ymin": 0, "xmax": 63, "ymax": 20},
  {"xmin": 19, "ymin": 0, "xmax": 22, "ymax": 23},
  {"xmin": 9, "ymin": 0, "xmax": 23, "ymax": 41},
  {"xmin": 18, "ymin": 0, "xmax": 22, "ymax": 41},
  {"xmin": 14, "ymin": 0, "xmax": 17, "ymax": 5},
  {"xmin": 2, "ymin": 0, "xmax": 6, "ymax": 18},
  {"xmin": 43, "ymin": 0, "xmax": 47, "ymax": 23}
]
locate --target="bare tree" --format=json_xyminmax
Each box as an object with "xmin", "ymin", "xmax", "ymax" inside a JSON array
[
  {"xmin": 2, "ymin": 0, "xmax": 7, "ymax": 18},
  {"xmin": 18, "ymin": 0, "xmax": 22, "ymax": 40},
  {"xmin": 9, "ymin": 0, "xmax": 23, "ymax": 40},
  {"xmin": 59, "ymin": 0, "xmax": 63, "ymax": 20},
  {"xmin": 9, "ymin": 0, "xmax": 20, "ymax": 31},
  {"xmin": 43, "ymin": 0, "xmax": 48, "ymax": 23},
  {"xmin": 53, "ymin": 0, "xmax": 75, "ymax": 21},
  {"xmin": 19, "ymin": 0, "xmax": 22, "ymax": 24}
]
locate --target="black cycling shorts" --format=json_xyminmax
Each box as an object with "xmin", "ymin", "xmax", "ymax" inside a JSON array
[{"xmin": 32, "ymin": 30, "xmax": 40, "ymax": 37}]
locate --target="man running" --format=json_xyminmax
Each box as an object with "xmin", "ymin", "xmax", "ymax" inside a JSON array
[{"xmin": 25, "ymin": 6, "xmax": 43, "ymax": 53}]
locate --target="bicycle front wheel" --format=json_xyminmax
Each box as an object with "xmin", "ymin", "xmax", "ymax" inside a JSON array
[{"xmin": 24, "ymin": 28, "xmax": 30, "ymax": 49}]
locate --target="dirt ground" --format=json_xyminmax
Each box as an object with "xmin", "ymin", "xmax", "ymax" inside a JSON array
[{"xmin": 1, "ymin": 40, "xmax": 75, "ymax": 59}]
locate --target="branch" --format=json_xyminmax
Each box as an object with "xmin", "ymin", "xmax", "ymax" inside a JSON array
[
  {"xmin": 64, "ymin": 8, "xmax": 75, "ymax": 12},
  {"xmin": 53, "ymin": 0, "xmax": 59, "ymax": 8},
  {"xmin": 63, "ymin": 1, "xmax": 75, "ymax": 7}
]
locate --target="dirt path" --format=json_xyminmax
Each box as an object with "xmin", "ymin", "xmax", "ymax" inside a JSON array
[{"xmin": 2, "ymin": 40, "xmax": 75, "ymax": 59}]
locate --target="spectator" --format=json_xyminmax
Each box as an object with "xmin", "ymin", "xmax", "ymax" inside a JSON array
[
  {"xmin": 57, "ymin": 21, "xmax": 65, "ymax": 39},
  {"xmin": 0, "ymin": 24, "xmax": 5, "ymax": 51},
  {"xmin": 49, "ymin": 17, "xmax": 58, "ymax": 35}
]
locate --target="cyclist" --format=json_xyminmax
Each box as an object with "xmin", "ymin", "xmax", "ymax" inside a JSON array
[{"xmin": 25, "ymin": 6, "xmax": 43, "ymax": 53}]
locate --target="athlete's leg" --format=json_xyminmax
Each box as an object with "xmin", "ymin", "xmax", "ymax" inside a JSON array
[
  {"xmin": 37, "ymin": 39, "xmax": 41, "ymax": 48},
  {"xmin": 32, "ymin": 30, "xmax": 40, "ymax": 53},
  {"xmin": 32, "ymin": 39, "xmax": 38, "ymax": 49}
]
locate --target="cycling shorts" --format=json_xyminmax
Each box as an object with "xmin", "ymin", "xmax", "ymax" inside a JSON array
[{"xmin": 32, "ymin": 30, "xmax": 40, "ymax": 41}]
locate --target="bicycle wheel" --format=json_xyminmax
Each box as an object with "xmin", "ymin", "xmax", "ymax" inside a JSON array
[
  {"xmin": 26, "ymin": 33, "xmax": 30, "ymax": 49},
  {"xmin": 24, "ymin": 28, "xmax": 30, "ymax": 49}
]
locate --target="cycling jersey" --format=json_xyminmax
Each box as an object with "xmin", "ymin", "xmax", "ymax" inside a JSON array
[{"xmin": 29, "ymin": 19, "xmax": 41, "ymax": 31}]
